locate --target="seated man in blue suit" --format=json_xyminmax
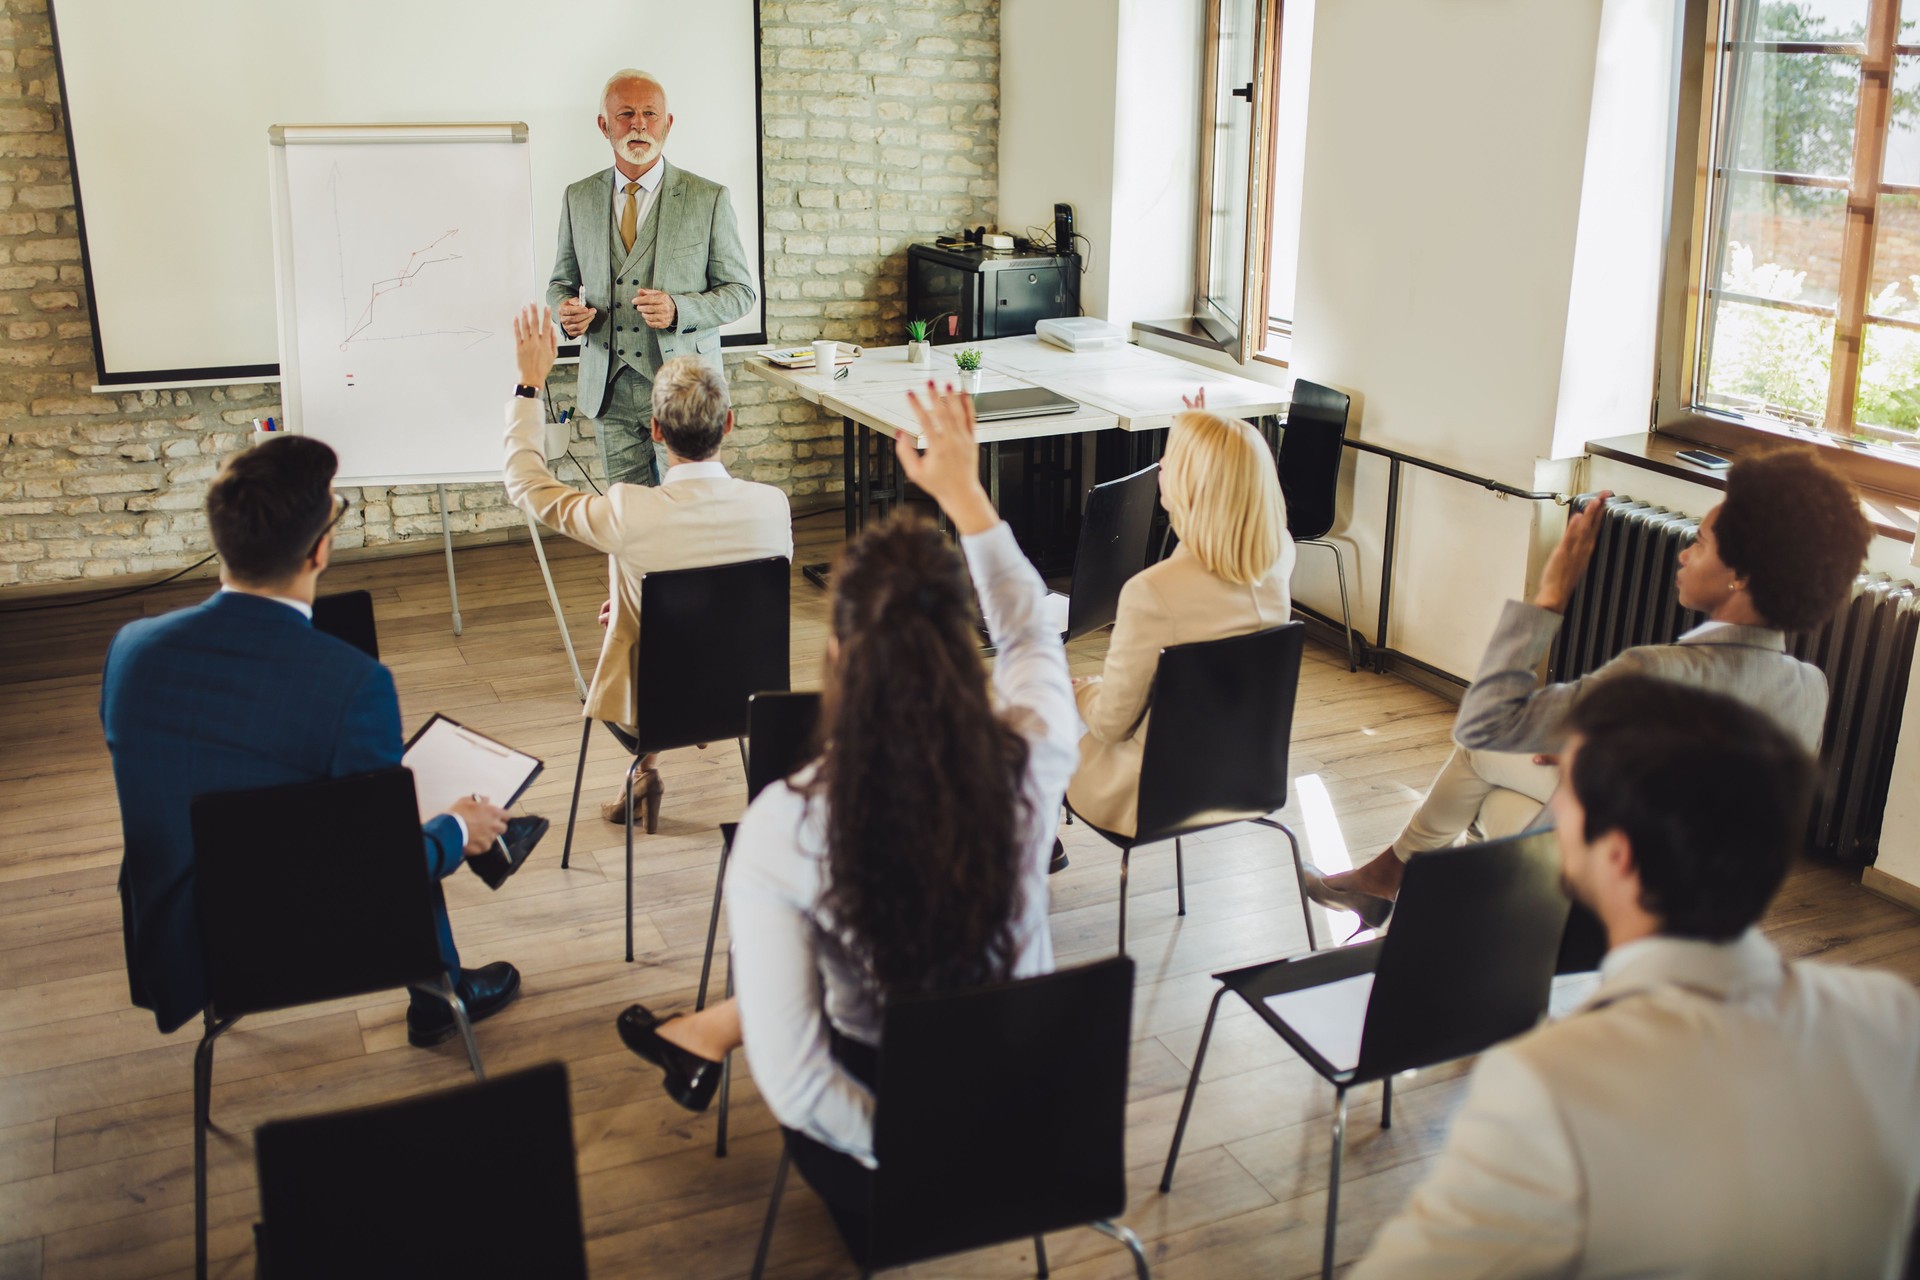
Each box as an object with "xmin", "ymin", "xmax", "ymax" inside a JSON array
[{"xmin": 102, "ymin": 435, "xmax": 523, "ymax": 1047}]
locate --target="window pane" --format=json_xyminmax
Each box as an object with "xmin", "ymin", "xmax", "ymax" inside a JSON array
[
  {"xmin": 1888, "ymin": 55, "xmax": 1920, "ymax": 188},
  {"xmin": 1720, "ymin": 176, "xmax": 1849, "ymax": 307},
  {"xmin": 1747, "ymin": 0, "xmax": 1869, "ymax": 43},
  {"xmin": 1728, "ymin": 50, "xmax": 1861, "ymax": 180},
  {"xmin": 1857, "ymin": 323, "xmax": 1920, "ymax": 437},
  {"xmin": 1870, "ymin": 191, "xmax": 1920, "ymax": 313},
  {"xmin": 1204, "ymin": 0, "xmax": 1258, "ymax": 327},
  {"xmin": 1701, "ymin": 299, "xmax": 1835, "ymax": 422}
]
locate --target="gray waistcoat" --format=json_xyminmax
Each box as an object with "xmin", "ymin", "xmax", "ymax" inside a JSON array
[{"xmin": 607, "ymin": 189, "xmax": 664, "ymax": 384}]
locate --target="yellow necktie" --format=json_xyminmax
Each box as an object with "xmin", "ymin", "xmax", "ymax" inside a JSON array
[{"xmin": 620, "ymin": 181, "xmax": 640, "ymax": 253}]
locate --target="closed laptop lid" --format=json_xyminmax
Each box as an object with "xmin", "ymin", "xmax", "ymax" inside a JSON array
[{"xmin": 972, "ymin": 387, "xmax": 1079, "ymax": 421}]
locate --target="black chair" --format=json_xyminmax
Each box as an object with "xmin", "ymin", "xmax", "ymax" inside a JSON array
[
  {"xmin": 253, "ymin": 1063, "xmax": 588, "ymax": 1280},
  {"xmin": 1069, "ymin": 622, "xmax": 1310, "ymax": 955},
  {"xmin": 1279, "ymin": 380, "xmax": 1356, "ymax": 671},
  {"xmin": 751, "ymin": 957, "xmax": 1150, "ymax": 1279},
  {"xmin": 558, "ymin": 556, "xmax": 791, "ymax": 961},
  {"xmin": 189, "ymin": 767, "xmax": 483, "ymax": 1280},
  {"xmin": 702, "ymin": 691, "xmax": 822, "ymax": 1159},
  {"xmin": 1159, "ymin": 832, "xmax": 1570, "ymax": 1280},
  {"xmin": 311, "ymin": 589, "xmax": 379, "ymax": 660},
  {"xmin": 988, "ymin": 462, "xmax": 1160, "ymax": 646}
]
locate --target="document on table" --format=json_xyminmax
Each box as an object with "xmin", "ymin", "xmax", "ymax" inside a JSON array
[
  {"xmin": 1262, "ymin": 973, "xmax": 1375, "ymax": 1074},
  {"xmin": 401, "ymin": 714, "xmax": 543, "ymax": 822}
]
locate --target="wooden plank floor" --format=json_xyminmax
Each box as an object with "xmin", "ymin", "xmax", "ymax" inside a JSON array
[{"xmin": 2, "ymin": 516, "xmax": 1916, "ymax": 1279}]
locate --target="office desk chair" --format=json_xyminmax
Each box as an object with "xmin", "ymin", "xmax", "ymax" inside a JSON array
[
  {"xmin": 1279, "ymin": 380, "xmax": 1357, "ymax": 671},
  {"xmin": 253, "ymin": 1063, "xmax": 587, "ymax": 1280},
  {"xmin": 750, "ymin": 957, "xmax": 1149, "ymax": 1279},
  {"xmin": 1069, "ymin": 622, "xmax": 1311, "ymax": 954},
  {"xmin": 984, "ymin": 462, "xmax": 1160, "ymax": 648},
  {"xmin": 558, "ymin": 556, "xmax": 791, "ymax": 961},
  {"xmin": 189, "ymin": 767, "xmax": 484, "ymax": 1280},
  {"xmin": 311, "ymin": 589, "xmax": 379, "ymax": 660},
  {"xmin": 1159, "ymin": 832, "xmax": 1570, "ymax": 1280}
]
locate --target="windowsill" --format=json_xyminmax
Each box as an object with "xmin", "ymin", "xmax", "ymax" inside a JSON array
[
  {"xmin": 1134, "ymin": 316, "xmax": 1233, "ymax": 355},
  {"xmin": 1587, "ymin": 431, "xmax": 1918, "ymax": 545}
]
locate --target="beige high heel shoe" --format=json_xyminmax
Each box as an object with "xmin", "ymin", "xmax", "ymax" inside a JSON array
[{"xmin": 600, "ymin": 767, "xmax": 665, "ymax": 832}]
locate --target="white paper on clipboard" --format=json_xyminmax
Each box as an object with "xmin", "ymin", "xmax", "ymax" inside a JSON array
[{"xmin": 401, "ymin": 714, "xmax": 543, "ymax": 822}]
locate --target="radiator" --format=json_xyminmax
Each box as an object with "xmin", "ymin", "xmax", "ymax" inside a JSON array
[{"xmin": 1546, "ymin": 496, "xmax": 1918, "ymax": 864}]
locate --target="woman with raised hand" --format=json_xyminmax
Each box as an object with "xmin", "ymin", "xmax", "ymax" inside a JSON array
[{"xmin": 611, "ymin": 382, "xmax": 1077, "ymax": 1229}]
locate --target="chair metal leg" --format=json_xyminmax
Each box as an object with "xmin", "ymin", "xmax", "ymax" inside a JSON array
[
  {"xmin": 716, "ymin": 962, "xmax": 735, "ymax": 1158},
  {"xmin": 749, "ymin": 1146, "xmax": 792, "ymax": 1280},
  {"xmin": 1091, "ymin": 1221, "xmax": 1152, "ymax": 1280},
  {"xmin": 193, "ymin": 1012, "xmax": 235, "ymax": 1280},
  {"xmin": 437, "ymin": 973, "xmax": 486, "ymax": 1081},
  {"xmin": 561, "ymin": 716, "xmax": 593, "ymax": 869},
  {"xmin": 1035, "ymin": 1233, "xmax": 1049, "ymax": 1278},
  {"xmin": 624, "ymin": 755, "xmax": 641, "ymax": 963},
  {"xmin": 1160, "ymin": 985, "xmax": 1228, "ymax": 1192},
  {"xmin": 1116, "ymin": 846, "xmax": 1132, "ymax": 955},
  {"xmin": 1328, "ymin": 542, "xmax": 1355, "ymax": 673},
  {"xmin": 1174, "ymin": 838, "xmax": 1186, "ymax": 917},
  {"xmin": 1323, "ymin": 1088, "xmax": 1349, "ymax": 1280},
  {"xmin": 697, "ymin": 832, "xmax": 734, "ymax": 1012},
  {"xmin": 1381, "ymin": 1075, "xmax": 1393, "ymax": 1129},
  {"xmin": 1256, "ymin": 817, "xmax": 1315, "ymax": 952}
]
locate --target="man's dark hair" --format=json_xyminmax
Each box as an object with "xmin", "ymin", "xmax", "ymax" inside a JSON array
[
  {"xmin": 1716, "ymin": 446, "xmax": 1871, "ymax": 632},
  {"xmin": 1566, "ymin": 674, "xmax": 1815, "ymax": 941},
  {"xmin": 649, "ymin": 356, "xmax": 729, "ymax": 462},
  {"xmin": 206, "ymin": 435, "xmax": 339, "ymax": 585}
]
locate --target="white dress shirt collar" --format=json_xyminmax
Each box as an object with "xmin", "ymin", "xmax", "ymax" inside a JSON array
[
  {"xmin": 219, "ymin": 584, "xmax": 313, "ymax": 620},
  {"xmin": 662, "ymin": 459, "xmax": 729, "ymax": 485},
  {"xmin": 613, "ymin": 161, "xmax": 665, "ymax": 197},
  {"xmin": 1585, "ymin": 927, "xmax": 1784, "ymax": 1013}
]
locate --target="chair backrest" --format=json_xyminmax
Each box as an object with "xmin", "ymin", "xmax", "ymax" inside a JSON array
[
  {"xmin": 1355, "ymin": 832, "xmax": 1570, "ymax": 1081},
  {"xmin": 253, "ymin": 1062, "xmax": 588, "ymax": 1280},
  {"xmin": 312, "ymin": 589, "xmax": 378, "ymax": 660},
  {"xmin": 1065, "ymin": 462, "xmax": 1161, "ymax": 640},
  {"xmin": 1278, "ymin": 379, "xmax": 1350, "ymax": 542},
  {"xmin": 867, "ymin": 957, "xmax": 1135, "ymax": 1270},
  {"xmin": 1134, "ymin": 622, "xmax": 1306, "ymax": 844},
  {"xmin": 636, "ymin": 557, "xmax": 791, "ymax": 755},
  {"xmin": 746, "ymin": 691, "xmax": 821, "ymax": 801},
  {"xmin": 191, "ymin": 768, "xmax": 447, "ymax": 1019}
]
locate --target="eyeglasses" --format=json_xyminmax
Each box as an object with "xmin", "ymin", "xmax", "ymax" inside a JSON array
[{"xmin": 309, "ymin": 492, "xmax": 348, "ymax": 557}]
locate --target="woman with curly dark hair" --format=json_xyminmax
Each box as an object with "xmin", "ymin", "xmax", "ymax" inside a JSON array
[{"xmin": 611, "ymin": 384, "xmax": 1077, "ymax": 1205}]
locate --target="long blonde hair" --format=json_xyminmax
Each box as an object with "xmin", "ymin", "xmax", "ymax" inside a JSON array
[{"xmin": 1160, "ymin": 410, "xmax": 1288, "ymax": 585}]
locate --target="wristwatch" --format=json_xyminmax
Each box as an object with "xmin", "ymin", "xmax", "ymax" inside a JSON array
[{"xmin": 513, "ymin": 384, "xmax": 539, "ymax": 398}]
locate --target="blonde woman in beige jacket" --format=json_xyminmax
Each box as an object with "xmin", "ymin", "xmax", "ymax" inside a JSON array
[{"xmin": 1067, "ymin": 405, "xmax": 1295, "ymax": 837}]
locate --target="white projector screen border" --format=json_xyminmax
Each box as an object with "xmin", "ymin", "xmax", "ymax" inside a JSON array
[{"xmin": 47, "ymin": 0, "xmax": 768, "ymax": 387}]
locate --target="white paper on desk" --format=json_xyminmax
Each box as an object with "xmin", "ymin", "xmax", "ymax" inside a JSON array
[
  {"xmin": 1262, "ymin": 973, "xmax": 1375, "ymax": 1074},
  {"xmin": 401, "ymin": 715, "xmax": 542, "ymax": 823}
]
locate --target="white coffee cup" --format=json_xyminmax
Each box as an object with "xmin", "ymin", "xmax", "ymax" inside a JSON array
[{"xmin": 812, "ymin": 339, "xmax": 838, "ymax": 373}]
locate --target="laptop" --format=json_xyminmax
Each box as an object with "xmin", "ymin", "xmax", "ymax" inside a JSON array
[{"xmin": 971, "ymin": 386, "xmax": 1080, "ymax": 422}]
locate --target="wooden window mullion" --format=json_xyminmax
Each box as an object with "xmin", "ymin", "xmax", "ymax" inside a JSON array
[{"xmin": 1824, "ymin": 0, "xmax": 1901, "ymax": 433}]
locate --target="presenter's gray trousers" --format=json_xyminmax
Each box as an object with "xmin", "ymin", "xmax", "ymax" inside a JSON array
[{"xmin": 595, "ymin": 365, "xmax": 674, "ymax": 489}]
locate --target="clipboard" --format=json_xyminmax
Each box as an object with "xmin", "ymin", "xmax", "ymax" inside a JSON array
[{"xmin": 401, "ymin": 713, "xmax": 544, "ymax": 821}]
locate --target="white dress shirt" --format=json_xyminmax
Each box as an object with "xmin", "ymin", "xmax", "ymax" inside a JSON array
[
  {"xmin": 219, "ymin": 584, "xmax": 312, "ymax": 619},
  {"xmin": 725, "ymin": 520, "xmax": 1080, "ymax": 1166},
  {"xmin": 610, "ymin": 161, "xmax": 665, "ymax": 244}
]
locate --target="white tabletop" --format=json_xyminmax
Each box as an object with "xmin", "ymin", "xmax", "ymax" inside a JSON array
[{"xmin": 824, "ymin": 372, "xmax": 1120, "ymax": 446}]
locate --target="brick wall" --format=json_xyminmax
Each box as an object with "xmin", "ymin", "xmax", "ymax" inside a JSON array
[{"xmin": 0, "ymin": 0, "xmax": 998, "ymax": 590}]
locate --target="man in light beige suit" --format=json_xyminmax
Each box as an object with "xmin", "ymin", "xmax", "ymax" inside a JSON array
[
  {"xmin": 1355, "ymin": 675, "xmax": 1920, "ymax": 1279},
  {"xmin": 505, "ymin": 306, "xmax": 791, "ymax": 826},
  {"xmin": 1308, "ymin": 447, "xmax": 1873, "ymax": 926}
]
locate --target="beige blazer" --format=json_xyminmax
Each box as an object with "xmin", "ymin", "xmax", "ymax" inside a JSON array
[
  {"xmin": 1355, "ymin": 930, "xmax": 1920, "ymax": 1279},
  {"xmin": 1067, "ymin": 538, "xmax": 1294, "ymax": 836},
  {"xmin": 502, "ymin": 397, "xmax": 792, "ymax": 727}
]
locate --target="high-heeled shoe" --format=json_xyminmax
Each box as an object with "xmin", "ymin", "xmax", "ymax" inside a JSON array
[
  {"xmin": 615, "ymin": 1002, "xmax": 722, "ymax": 1112},
  {"xmin": 600, "ymin": 767, "xmax": 665, "ymax": 831},
  {"xmin": 1299, "ymin": 860, "xmax": 1395, "ymax": 931}
]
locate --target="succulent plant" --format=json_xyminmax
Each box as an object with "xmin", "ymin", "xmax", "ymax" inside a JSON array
[{"xmin": 954, "ymin": 348, "xmax": 983, "ymax": 371}]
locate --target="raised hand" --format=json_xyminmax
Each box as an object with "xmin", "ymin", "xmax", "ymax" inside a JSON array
[
  {"xmin": 1183, "ymin": 387, "xmax": 1207, "ymax": 409},
  {"xmin": 897, "ymin": 380, "xmax": 997, "ymax": 537},
  {"xmin": 1534, "ymin": 491, "xmax": 1613, "ymax": 614},
  {"xmin": 513, "ymin": 304, "xmax": 558, "ymax": 388}
]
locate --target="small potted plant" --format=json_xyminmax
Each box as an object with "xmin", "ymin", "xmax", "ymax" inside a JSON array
[
  {"xmin": 954, "ymin": 347, "xmax": 984, "ymax": 394},
  {"xmin": 904, "ymin": 315, "xmax": 942, "ymax": 366}
]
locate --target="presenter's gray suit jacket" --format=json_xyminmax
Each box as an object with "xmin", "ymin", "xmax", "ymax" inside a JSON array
[
  {"xmin": 1452, "ymin": 600, "xmax": 1827, "ymax": 756},
  {"xmin": 546, "ymin": 161, "xmax": 755, "ymax": 420}
]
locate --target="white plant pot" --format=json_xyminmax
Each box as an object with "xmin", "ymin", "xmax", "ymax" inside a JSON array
[
  {"xmin": 959, "ymin": 369, "xmax": 983, "ymax": 394},
  {"xmin": 907, "ymin": 340, "xmax": 931, "ymax": 365}
]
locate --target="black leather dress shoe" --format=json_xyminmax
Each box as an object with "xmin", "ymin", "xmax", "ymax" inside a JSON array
[
  {"xmin": 407, "ymin": 962, "xmax": 522, "ymax": 1048},
  {"xmin": 616, "ymin": 1002, "xmax": 722, "ymax": 1112},
  {"xmin": 1049, "ymin": 838, "xmax": 1069, "ymax": 874},
  {"xmin": 502, "ymin": 814, "xmax": 549, "ymax": 863}
]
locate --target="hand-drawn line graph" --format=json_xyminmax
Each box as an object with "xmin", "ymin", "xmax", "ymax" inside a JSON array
[{"xmin": 331, "ymin": 165, "xmax": 491, "ymax": 351}]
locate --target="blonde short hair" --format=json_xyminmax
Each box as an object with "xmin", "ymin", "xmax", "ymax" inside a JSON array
[
  {"xmin": 650, "ymin": 357, "xmax": 730, "ymax": 460},
  {"xmin": 1159, "ymin": 410, "xmax": 1289, "ymax": 585}
]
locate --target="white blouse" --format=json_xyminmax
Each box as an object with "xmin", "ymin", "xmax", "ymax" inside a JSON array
[{"xmin": 724, "ymin": 519, "xmax": 1080, "ymax": 1165}]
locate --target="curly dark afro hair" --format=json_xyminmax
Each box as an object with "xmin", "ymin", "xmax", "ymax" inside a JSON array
[{"xmin": 1714, "ymin": 445, "xmax": 1871, "ymax": 633}]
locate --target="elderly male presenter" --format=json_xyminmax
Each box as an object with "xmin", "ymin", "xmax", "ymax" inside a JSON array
[{"xmin": 549, "ymin": 70, "xmax": 755, "ymax": 488}]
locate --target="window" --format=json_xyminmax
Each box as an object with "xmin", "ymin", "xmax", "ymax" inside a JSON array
[{"xmin": 1695, "ymin": 0, "xmax": 1920, "ymax": 445}]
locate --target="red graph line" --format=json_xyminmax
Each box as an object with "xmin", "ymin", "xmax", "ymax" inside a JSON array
[{"xmin": 339, "ymin": 229, "xmax": 462, "ymax": 349}]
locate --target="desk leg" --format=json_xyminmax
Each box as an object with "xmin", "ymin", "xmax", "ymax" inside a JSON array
[
  {"xmin": 856, "ymin": 422, "xmax": 872, "ymax": 530},
  {"xmin": 802, "ymin": 415, "xmax": 858, "ymax": 592},
  {"xmin": 437, "ymin": 484, "xmax": 463, "ymax": 637}
]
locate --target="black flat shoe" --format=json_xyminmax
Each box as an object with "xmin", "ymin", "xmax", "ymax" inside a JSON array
[
  {"xmin": 407, "ymin": 962, "xmax": 522, "ymax": 1048},
  {"xmin": 616, "ymin": 1002, "xmax": 722, "ymax": 1112},
  {"xmin": 1299, "ymin": 861, "xmax": 1394, "ymax": 931},
  {"xmin": 1049, "ymin": 838, "xmax": 1069, "ymax": 874}
]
